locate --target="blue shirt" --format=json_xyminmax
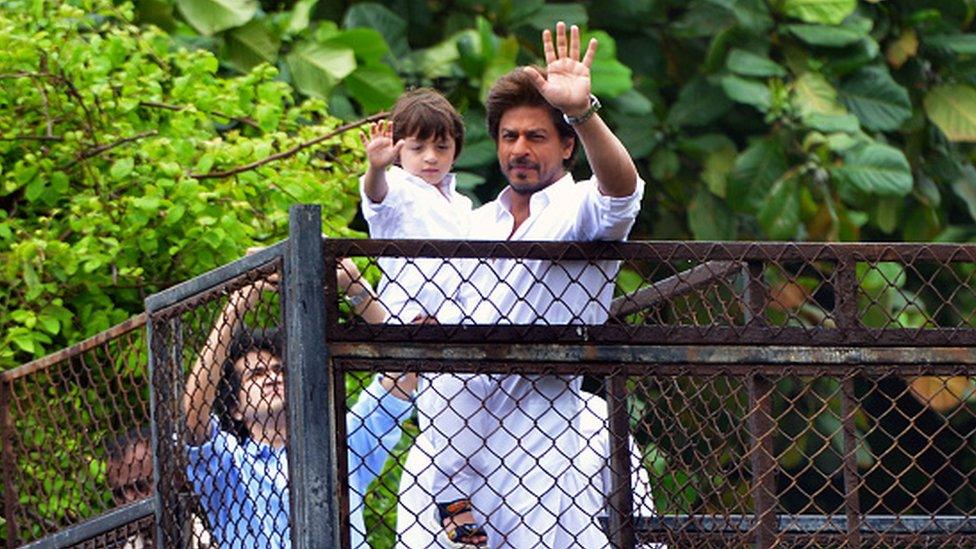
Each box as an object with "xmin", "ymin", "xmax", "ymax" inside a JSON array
[{"xmin": 187, "ymin": 376, "xmax": 413, "ymax": 548}]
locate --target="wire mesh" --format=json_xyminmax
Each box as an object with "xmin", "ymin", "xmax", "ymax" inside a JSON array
[
  {"xmin": 150, "ymin": 258, "xmax": 284, "ymax": 549},
  {"xmin": 0, "ymin": 316, "xmax": 153, "ymax": 546},
  {"xmin": 327, "ymin": 240, "xmax": 976, "ymax": 548}
]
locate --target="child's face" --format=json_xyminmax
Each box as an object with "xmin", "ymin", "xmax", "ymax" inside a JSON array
[{"xmin": 399, "ymin": 134, "xmax": 456, "ymax": 186}]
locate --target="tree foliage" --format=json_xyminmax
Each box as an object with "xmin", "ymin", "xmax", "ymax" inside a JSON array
[{"xmin": 0, "ymin": 0, "xmax": 365, "ymax": 371}]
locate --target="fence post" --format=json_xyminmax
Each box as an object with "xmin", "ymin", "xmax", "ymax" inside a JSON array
[
  {"xmin": 835, "ymin": 254, "xmax": 862, "ymax": 547},
  {"xmin": 1, "ymin": 379, "xmax": 19, "ymax": 549},
  {"xmin": 607, "ymin": 374, "xmax": 635, "ymax": 549},
  {"xmin": 743, "ymin": 261, "xmax": 776, "ymax": 548},
  {"xmin": 284, "ymin": 205, "xmax": 339, "ymax": 548}
]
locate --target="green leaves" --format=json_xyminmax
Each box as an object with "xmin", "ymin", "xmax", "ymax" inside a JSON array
[
  {"xmin": 924, "ymin": 84, "xmax": 976, "ymax": 142},
  {"xmin": 831, "ymin": 143, "xmax": 913, "ymax": 197},
  {"xmin": 780, "ymin": 0, "xmax": 857, "ymax": 25},
  {"xmin": 727, "ymin": 49, "xmax": 786, "ymax": 77},
  {"xmin": 344, "ymin": 64, "xmax": 405, "ymax": 113},
  {"xmin": 838, "ymin": 67, "xmax": 911, "ymax": 131},
  {"xmin": 174, "ymin": 0, "xmax": 256, "ymax": 36},
  {"xmin": 286, "ymin": 42, "xmax": 356, "ymax": 99}
]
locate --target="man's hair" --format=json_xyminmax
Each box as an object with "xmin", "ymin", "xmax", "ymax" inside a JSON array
[
  {"xmin": 391, "ymin": 88, "xmax": 465, "ymax": 159},
  {"xmin": 215, "ymin": 327, "xmax": 282, "ymax": 441},
  {"xmin": 106, "ymin": 425, "xmax": 152, "ymax": 463},
  {"xmin": 485, "ymin": 67, "xmax": 579, "ymax": 169}
]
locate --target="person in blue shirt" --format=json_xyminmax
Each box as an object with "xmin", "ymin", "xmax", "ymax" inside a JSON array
[{"xmin": 182, "ymin": 265, "xmax": 415, "ymax": 548}]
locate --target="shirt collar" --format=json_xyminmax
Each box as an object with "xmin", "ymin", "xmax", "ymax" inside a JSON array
[{"xmin": 493, "ymin": 172, "xmax": 574, "ymax": 220}]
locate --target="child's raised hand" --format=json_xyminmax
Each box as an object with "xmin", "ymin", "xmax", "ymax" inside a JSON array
[{"xmin": 362, "ymin": 120, "xmax": 403, "ymax": 170}]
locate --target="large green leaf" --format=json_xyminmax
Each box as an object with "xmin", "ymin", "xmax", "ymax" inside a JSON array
[
  {"xmin": 721, "ymin": 74, "xmax": 771, "ymax": 111},
  {"xmin": 732, "ymin": 0, "xmax": 774, "ymax": 31},
  {"xmin": 286, "ymin": 42, "xmax": 357, "ymax": 100},
  {"xmin": 838, "ymin": 66, "xmax": 911, "ymax": 131},
  {"xmin": 582, "ymin": 31, "xmax": 633, "ymax": 98},
  {"xmin": 728, "ymin": 136, "xmax": 790, "ymax": 212},
  {"xmin": 666, "ymin": 77, "xmax": 732, "ymax": 127},
  {"xmin": 344, "ymin": 64, "xmax": 404, "ymax": 113},
  {"xmin": 727, "ymin": 49, "xmax": 786, "ymax": 77},
  {"xmin": 757, "ymin": 175, "xmax": 801, "ymax": 240},
  {"xmin": 688, "ymin": 186, "xmax": 737, "ymax": 240},
  {"xmin": 951, "ymin": 165, "xmax": 976, "ymax": 223},
  {"xmin": 831, "ymin": 143, "xmax": 913, "ymax": 197},
  {"xmin": 786, "ymin": 23, "xmax": 867, "ymax": 47},
  {"xmin": 781, "ymin": 0, "xmax": 856, "ymax": 25},
  {"xmin": 221, "ymin": 20, "xmax": 280, "ymax": 73},
  {"xmin": 792, "ymin": 72, "xmax": 846, "ymax": 118},
  {"xmin": 924, "ymin": 84, "xmax": 976, "ymax": 142},
  {"xmin": 320, "ymin": 28, "xmax": 390, "ymax": 64},
  {"xmin": 175, "ymin": 0, "xmax": 256, "ymax": 36},
  {"xmin": 342, "ymin": 3, "xmax": 408, "ymax": 56},
  {"xmin": 479, "ymin": 36, "xmax": 518, "ymax": 104},
  {"xmin": 924, "ymin": 34, "xmax": 976, "ymax": 55}
]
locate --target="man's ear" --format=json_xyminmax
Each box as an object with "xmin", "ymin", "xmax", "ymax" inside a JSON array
[{"xmin": 562, "ymin": 135, "xmax": 575, "ymax": 160}]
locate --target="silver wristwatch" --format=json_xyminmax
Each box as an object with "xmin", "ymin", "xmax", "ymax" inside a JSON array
[{"xmin": 562, "ymin": 94, "xmax": 601, "ymax": 126}]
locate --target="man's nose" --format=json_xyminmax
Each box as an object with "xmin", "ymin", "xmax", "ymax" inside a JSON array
[{"xmin": 510, "ymin": 135, "xmax": 529, "ymax": 155}]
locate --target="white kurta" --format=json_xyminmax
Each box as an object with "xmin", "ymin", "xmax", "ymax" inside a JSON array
[
  {"xmin": 398, "ymin": 393, "xmax": 657, "ymax": 548},
  {"xmin": 414, "ymin": 173, "xmax": 645, "ymax": 548},
  {"xmin": 359, "ymin": 165, "xmax": 471, "ymax": 324}
]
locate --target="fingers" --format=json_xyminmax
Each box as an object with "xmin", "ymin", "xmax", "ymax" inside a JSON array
[
  {"xmin": 555, "ymin": 21, "xmax": 568, "ymax": 59},
  {"xmin": 542, "ymin": 28, "xmax": 556, "ymax": 65},
  {"xmin": 569, "ymin": 25, "xmax": 580, "ymax": 60},
  {"xmin": 581, "ymin": 38, "xmax": 598, "ymax": 68},
  {"xmin": 522, "ymin": 66, "xmax": 547, "ymax": 91}
]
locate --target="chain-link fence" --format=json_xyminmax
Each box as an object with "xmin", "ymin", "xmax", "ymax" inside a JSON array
[
  {"xmin": 328, "ymin": 239, "xmax": 976, "ymax": 548},
  {"xmin": 14, "ymin": 206, "xmax": 976, "ymax": 547},
  {"xmin": 0, "ymin": 314, "xmax": 155, "ymax": 548}
]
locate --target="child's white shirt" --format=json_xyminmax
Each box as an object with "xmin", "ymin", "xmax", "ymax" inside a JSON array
[{"xmin": 360, "ymin": 165, "xmax": 472, "ymax": 324}]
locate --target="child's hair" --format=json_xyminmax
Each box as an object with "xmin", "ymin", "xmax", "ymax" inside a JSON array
[{"xmin": 391, "ymin": 88, "xmax": 465, "ymax": 159}]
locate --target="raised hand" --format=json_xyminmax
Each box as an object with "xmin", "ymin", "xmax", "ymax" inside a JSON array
[
  {"xmin": 524, "ymin": 22, "xmax": 597, "ymax": 117},
  {"xmin": 361, "ymin": 120, "xmax": 403, "ymax": 170}
]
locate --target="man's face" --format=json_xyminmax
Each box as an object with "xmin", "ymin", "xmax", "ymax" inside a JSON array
[
  {"xmin": 232, "ymin": 350, "xmax": 285, "ymax": 425},
  {"xmin": 398, "ymin": 134, "xmax": 456, "ymax": 186},
  {"xmin": 108, "ymin": 438, "xmax": 153, "ymax": 505},
  {"xmin": 496, "ymin": 105, "xmax": 574, "ymax": 195}
]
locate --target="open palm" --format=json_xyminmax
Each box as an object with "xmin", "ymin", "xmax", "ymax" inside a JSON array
[{"xmin": 525, "ymin": 22, "xmax": 597, "ymax": 116}]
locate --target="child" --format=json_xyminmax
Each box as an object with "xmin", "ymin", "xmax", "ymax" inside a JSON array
[
  {"xmin": 360, "ymin": 89, "xmax": 471, "ymax": 325},
  {"xmin": 359, "ymin": 89, "xmax": 488, "ymax": 548}
]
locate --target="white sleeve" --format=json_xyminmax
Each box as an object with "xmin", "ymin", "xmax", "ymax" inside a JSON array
[
  {"xmin": 359, "ymin": 168, "xmax": 413, "ymax": 238},
  {"xmin": 575, "ymin": 176, "xmax": 645, "ymax": 241}
]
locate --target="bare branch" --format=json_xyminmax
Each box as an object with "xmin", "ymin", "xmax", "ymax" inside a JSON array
[
  {"xmin": 64, "ymin": 130, "xmax": 158, "ymax": 169},
  {"xmin": 190, "ymin": 112, "xmax": 387, "ymax": 180},
  {"xmin": 139, "ymin": 101, "xmax": 261, "ymax": 130}
]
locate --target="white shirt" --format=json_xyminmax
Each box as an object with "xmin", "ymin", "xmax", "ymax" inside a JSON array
[
  {"xmin": 396, "ymin": 394, "xmax": 658, "ymax": 548},
  {"xmin": 360, "ymin": 166, "xmax": 472, "ymax": 323},
  {"xmin": 457, "ymin": 173, "xmax": 644, "ymax": 325},
  {"xmin": 429, "ymin": 173, "xmax": 645, "ymax": 548}
]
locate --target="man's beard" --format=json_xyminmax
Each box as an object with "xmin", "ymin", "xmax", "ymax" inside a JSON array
[{"xmin": 504, "ymin": 159, "xmax": 561, "ymax": 195}]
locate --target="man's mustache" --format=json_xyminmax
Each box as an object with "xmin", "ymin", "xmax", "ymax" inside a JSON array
[{"xmin": 507, "ymin": 158, "xmax": 540, "ymax": 170}]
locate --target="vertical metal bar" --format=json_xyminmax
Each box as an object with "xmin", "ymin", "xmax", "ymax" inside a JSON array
[
  {"xmin": 607, "ymin": 374, "xmax": 635, "ymax": 549},
  {"xmin": 331, "ymin": 358, "xmax": 351, "ymax": 549},
  {"xmin": 145, "ymin": 315, "xmax": 165, "ymax": 549},
  {"xmin": 743, "ymin": 261, "xmax": 776, "ymax": 548},
  {"xmin": 284, "ymin": 205, "xmax": 338, "ymax": 549},
  {"xmin": 1, "ymin": 379, "xmax": 20, "ymax": 548},
  {"xmin": 835, "ymin": 255, "xmax": 861, "ymax": 547}
]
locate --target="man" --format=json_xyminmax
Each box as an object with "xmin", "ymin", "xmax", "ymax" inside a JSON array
[
  {"xmin": 106, "ymin": 427, "xmax": 213, "ymax": 548},
  {"xmin": 410, "ymin": 21, "xmax": 645, "ymax": 548},
  {"xmin": 182, "ymin": 270, "xmax": 415, "ymax": 548}
]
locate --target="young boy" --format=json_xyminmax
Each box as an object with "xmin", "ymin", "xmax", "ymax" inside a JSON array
[
  {"xmin": 360, "ymin": 88, "xmax": 471, "ymax": 325},
  {"xmin": 359, "ymin": 89, "xmax": 488, "ymax": 548}
]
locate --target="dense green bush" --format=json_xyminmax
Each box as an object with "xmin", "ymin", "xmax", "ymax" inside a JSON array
[{"xmin": 0, "ymin": 0, "xmax": 366, "ymax": 370}]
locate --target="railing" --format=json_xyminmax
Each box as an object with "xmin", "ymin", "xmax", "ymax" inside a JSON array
[{"xmin": 12, "ymin": 204, "xmax": 976, "ymax": 547}]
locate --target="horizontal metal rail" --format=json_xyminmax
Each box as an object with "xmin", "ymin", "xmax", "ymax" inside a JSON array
[
  {"xmin": 630, "ymin": 514, "xmax": 976, "ymax": 534},
  {"xmin": 144, "ymin": 241, "xmax": 285, "ymax": 312},
  {"xmin": 19, "ymin": 499, "xmax": 154, "ymax": 549}
]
